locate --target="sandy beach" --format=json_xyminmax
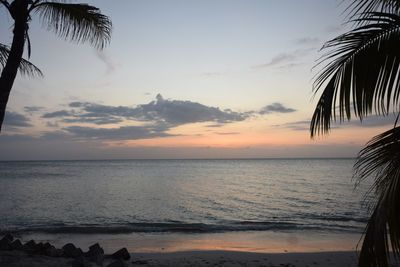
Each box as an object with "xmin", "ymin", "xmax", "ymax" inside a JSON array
[
  {"xmin": 0, "ymin": 249, "xmax": 359, "ymax": 267},
  {"xmin": 0, "ymin": 231, "xmax": 367, "ymax": 267}
]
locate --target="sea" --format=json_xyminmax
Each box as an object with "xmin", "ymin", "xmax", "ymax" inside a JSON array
[{"xmin": 0, "ymin": 158, "xmax": 372, "ymax": 238}]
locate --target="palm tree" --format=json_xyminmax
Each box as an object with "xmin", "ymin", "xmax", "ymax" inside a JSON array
[
  {"xmin": 0, "ymin": 0, "xmax": 112, "ymax": 132},
  {"xmin": 0, "ymin": 43, "xmax": 43, "ymax": 77},
  {"xmin": 311, "ymin": 0, "xmax": 400, "ymax": 266}
]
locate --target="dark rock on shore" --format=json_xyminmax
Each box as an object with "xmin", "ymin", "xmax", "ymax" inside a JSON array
[
  {"xmin": 36, "ymin": 242, "xmax": 46, "ymax": 254},
  {"xmin": 1, "ymin": 234, "xmax": 13, "ymax": 243},
  {"xmin": 62, "ymin": 243, "xmax": 83, "ymax": 258},
  {"xmin": 0, "ymin": 234, "xmax": 14, "ymax": 250},
  {"xmin": 86, "ymin": 243, "xmax": 104, "ymax": 264},
  {"xmin": 23, "ymin": 240, "xmax": 37, "ymax": 252},
  {"xmin": 107, "ymin": 259, "xmax": 126, "ymax": 267},
  {"xmin": 111, "ymin": 247, "xmax": 130, "ymax": 260},
  {"xmin": 46, "ymin": 246, "xmax": 63, "ymax": 257},
  {"xmin": 0, "ymin": 234, "xmax": 131, "ymax": 266},
  {"xmin": 10, "ymin": 240, "xmax": 22, "ymax": 250},
  {"xmin": 71, "ymin": 256, "xmax": 94, "ymax": 267},
  {"xmin": 0, "ymin": 239, "xmax": 11, "ymax": 251}
]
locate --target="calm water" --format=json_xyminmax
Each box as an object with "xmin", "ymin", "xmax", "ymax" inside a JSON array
[{"xmin": 0, "ymin": 159, "xmax": 372, "ymax": 235}]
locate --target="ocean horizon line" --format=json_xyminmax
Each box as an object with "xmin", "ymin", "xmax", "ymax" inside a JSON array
[{"xmin": 0, "ymin": 157, "xmax": 357, "ymax": 162}]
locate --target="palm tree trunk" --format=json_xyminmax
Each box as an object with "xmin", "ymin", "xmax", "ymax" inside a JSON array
[{"xmin": 0, "ymin": 2, "xmax": 28, "ymax": 132}]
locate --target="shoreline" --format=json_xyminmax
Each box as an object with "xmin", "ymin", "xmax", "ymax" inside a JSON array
[
  {"xmin": 1, "ymin": 249, "xmax": 360, "ymax": 267},
  {"xmin": 19, "ymin": 230, "xmax": 361, "ymax": 254},
  {"xmin": 132, "ymin": 250, "xmax": 359, "ymax": 266},
  {"xmin": 0, "ymin": 231, "xmax": 364, "ymax": 266}
]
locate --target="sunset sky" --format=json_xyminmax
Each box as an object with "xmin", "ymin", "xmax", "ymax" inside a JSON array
[{"xmin": 0, "ymin": 0, "xmax": 396, "ymax": 160}]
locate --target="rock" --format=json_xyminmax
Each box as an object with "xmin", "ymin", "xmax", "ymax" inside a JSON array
[
  {"xmin": 88, "ymin": 243, "xmax": 104, "ymax": 255},
  {"xmin": 45, "ymin": 246, "xmax": 58, "ymax": 257},
  {"xmin": 55, "ymin": 248, "xmax": 64, "ymax": 257},
  {"xmin": 1, "ymin": 233, "xmax": 13, "ymax": 243},
  {"xmin": 23, "ymin": 240, "xmax": 37, "ymax": 252},
  {"xmin": 106, "ymin": 260, "xmax": 126, "ymax": 267},
  {"xmin": 62, "ymin": 243, "xmax": 83, "ymax": 258},
  {"xmin": 44, "ymin": 245, "xmax": 63, "ymax": 257},
  {"xmin": 36, "ymin": 242, "xmax": 45, "ymax": 254},
  {"xmin": 111, "ymin": 247, "xmax": 130, "ymax": 260},
  {"xmin": 86, "ymin": 243, "xmax": 104, "ymax": 264},
  {"xmin": 10, "ymin": 239, "xmax": 23, "ymax": 250},
  {"xmin": 0, "ymin": 239, "xmax": 11, "ymax": 250},
  {"xmin": 43, "ymin": 242, "xmax": 52, "ymax": 250},
  {"xmin": 0, "ymin": 234, "xmax": 14, "ymax": 250},
  {"xmin": 70, "ymin": 256, "xmax": 94, "ymax": 267}
]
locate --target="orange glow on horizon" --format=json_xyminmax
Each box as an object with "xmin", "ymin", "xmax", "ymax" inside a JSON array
[{"xmin": 102, "ymin": 123, "xmax": 389, "ymax": 149}]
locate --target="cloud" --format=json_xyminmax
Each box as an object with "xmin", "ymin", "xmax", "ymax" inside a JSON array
[
  {"xmin": 0, "ymin": 134, "xmax": 36, "ymax": 142},
  {"xmin": 345, "ymin": 115, "xmax": 398, "ymax": 127},
  {"xmin": 260, "ymin": 103, "xmax": 296, "ymax": 114},
  {"xmin": 295, "ymin": 37, "xmax": 319, "ymax": 45},
  {"xmin": 252, "ymin": 48, "xmax": 315, "ymax": 69},
  {"xmin": 3, "ymin": 111, "xmax": 32, "ymax": 127},
  {"xmin": 136, "ymin": 94, "xmax": 248, "ymax": 125},
  {"xmin": 276, "ymin": 120, "xmax": 310, "ymax": 131},
  {"xmin": 278, "ymin": 115, "xmax": 397, "ymax": 132},
  {"xmin": 24, "ymin": 106, "xmax": 44, "ymax": 113},
  {"xmin": 42, "ymin": 110, "xmax": 72, "ymax": 118},
  {"xmin": 95, "ymin": 50, "xmax": 117, "ymax": 74},
  {"xmin": 215, "ymin": 132, "xmax": 240, "ymax": 135},
  {"xmin": 325, "ymin": 25, "xmax": 343, "ymax": 33},
  {"xmin": 43, "ymin": 94, "xmax": 249, "ymax": 126},
  {"xmin": 46, "ymin": 121, "xmax": 60, "ymax": 128},
  {"xmin": 26, "ymin": 96, "xmax": 297, "ymax": 142},
  {"xmin": 252, "ymin": 54, "xmax": 296, "ymax": 69},
  {"xmin": 62, "ymin": 117, "xmax": 123, "ymax": 125},
  {"xmin": 206, "ymin": 124, "xmax": 224, "ymax": 128},
  {"xmin": 64, "ymin": 124, "xmax": 174, "ymax": 140}
]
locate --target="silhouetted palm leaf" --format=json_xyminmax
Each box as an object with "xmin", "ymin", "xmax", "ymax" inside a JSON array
[
  {"xmin": 354, "ymin": 126, "xmax": 400, "ymax": 267},
  {"xmin": 311, "ymin": 12, "xmax": 400, "ymax": 136},
  {"xmin": 0, "ymin": 44, "xmax": 43, "ymax": 77},
  {"xmin": 311, "ymin": 1, "xmax": 400, "ymax": 265},
  {"xmin": 347, "ymin": 0, "xmax": 400, "ymax": 20},
  {"xmin": 33, "ymin": 1, "xmax": 112, "ymax": 49}
]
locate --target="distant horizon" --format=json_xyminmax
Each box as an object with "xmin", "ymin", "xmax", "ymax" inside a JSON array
[{"xmin": 0, "ymin": 156, "xmax": 357, "ymax": 162}]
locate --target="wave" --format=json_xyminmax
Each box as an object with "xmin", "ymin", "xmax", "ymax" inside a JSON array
[{"xmin": 1, "ymin": 220, "xmax": 364, "ymax": 235}]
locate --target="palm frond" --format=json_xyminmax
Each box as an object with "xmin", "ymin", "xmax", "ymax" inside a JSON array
[
  {"xmin": 354, "ymin": 126, "xmax": 400, "ymax": 267},
  {"xmin": 311, "ymin": 12, "xmax": 400, "ymax": 137},
  {"xmin": 33, "ymin": 1, "xmax": 112, "ymax": 49},
  {"xmin": 0, "ymin": 0, "xmax": 10, "ymax": 11},
  {"xmin": 0, "ymin": 44, "xmax": 43, "ymax": 77},
  {"xmin": 347, "ymin": 0, "xmax": 400, "ymax": 21}
]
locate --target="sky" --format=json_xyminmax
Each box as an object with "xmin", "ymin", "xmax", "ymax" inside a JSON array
[{"xmin": 0, "ymin": 0, "xmax": 396, "ymax": 160}]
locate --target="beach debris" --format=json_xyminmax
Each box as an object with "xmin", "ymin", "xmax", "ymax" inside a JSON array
[
  {"xmin": 62, "ymin": 243, "xmax": 83, "ymax": 258},
  {"xmin": 106, "ymin": 259, "xmax": 126, "ymax": 267},
  {"xmin": 111, "ymin": 247, "xmax": 130, "ymax": 260}
]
